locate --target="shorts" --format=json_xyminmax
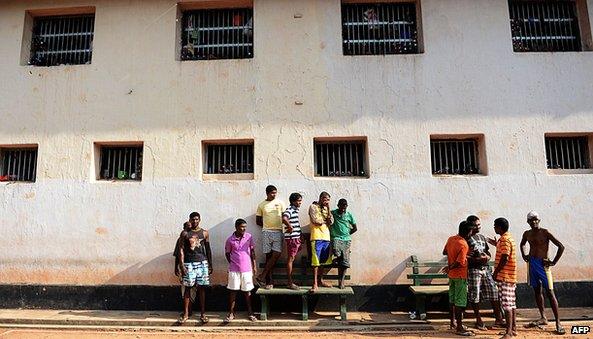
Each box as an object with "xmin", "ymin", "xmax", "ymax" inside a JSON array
[
  {"xmin": 468, "ymin": 267, "xmax": 498, "ymax": 303},
  {"xmin": 528, "ymin": 257, "xmax": 554, "ymax": 290},
  {"xmin": 285, "ymin": 237, "xmax": 302, "ymax": 258},
  {"xmin": 182, "ymin": 261, "xmax": 210, "ymax": 287},
  {"xmin": 262, "ymin": 230, "xmax": 283, "ymax": 254},
  {"xmin": 332, "ymin": 239, "xmax": 351, "ymax": 268},
  {"xmin": 227, "ymin": 271, "xmax": 255, "ymax": 292},
  {"xmin": 448, "ymin": 278, "xmax": 468, "ymax": 308},
  {"xmin": 311, "ymin": 240, "xmax": 332, "ymax": 267},
  {"xmin": 497, "ymin": 281, "xmax": 516, "ymax": 310}
]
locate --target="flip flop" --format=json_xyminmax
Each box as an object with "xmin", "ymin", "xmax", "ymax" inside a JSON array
[
  {"xmin": 555, "ymin": 324, "xmax": 566, "ymax": 335},
  {"xmin": 455, "ymin": 330, "xmax": 475, "ymax": 337},
  {"xmin": 474, "ymin": 323, "xmax": 487, "ymax": 330},
  {"xmin": 287, "ymin": 283, "xmax": 300, "ymax": 291},
  {"xmin": 223, "ymin": 314, "xmax": 235, "ymax": 324},
  {"xmin": 248, "ymin": 314, "xmax": 257, "ymax": 322},
  {"xmin": 177, "ymin": 315, "xmax": 188, "ymax": 325},
  {"xmin": 525, "ymin": 319, "xmax": 548, "ymax": 328},
  {"xmin": 200, "ymin": 315, "xmax": 209, "ymax": 324}
]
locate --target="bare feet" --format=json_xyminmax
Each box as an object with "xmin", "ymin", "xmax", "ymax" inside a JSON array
[
  {"xmin": 320, "ymin": 280, "xmax": 333, "ymax": 288},
  {"xmin": 309, "ymin": 285, "xmax": 318, "ymax": 293}
]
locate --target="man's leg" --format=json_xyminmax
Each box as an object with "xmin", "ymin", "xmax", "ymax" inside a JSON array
[
  {"xmin": 244, "ymin": 291, "xmax": 253, "ymax": 316},
  {"xmin": 287, "ymin": 254, "xmax": 296, "ymax": 287},
  {"xmin": 182, "ymin": 288, "xmax": 192, "ymax": 320},
  {"xmin": 338, "ymin": 267, "xmax": 346, "ymax": 289},
  {"xmin": 228, "ymin": 290, "xmax": 237, "ymax": 318},
  {"xmin": 311, "ymin": 266, "xmax": 319, "ymax": 292},
  {"xmin": 197, "ymin": 286, "xmax": 206, "ymax": 318},
  {"xmin": 455, "ymin": 306, "xmax": 466, "ymax": 333},
  {"xmin": 449, "ymin": 304, "xmax": 456, "ymax": 329},
  {"xmin": 468, "ymin": 269, "xmax": 483, "ymax": 328},
  {"xmin": 546, "ymin": 289, "xmax": 564, "ymax": 333},
  {"xmin": 491, "ymin": 300, "xmax": 504, "ymax": 325},
  {"xmin": 266, "ymin": 250, "xmax": 281, "ymax": 285},
  {"xmin": 533, "ymin": 284, "xmax": 547, "ymax": 323}
]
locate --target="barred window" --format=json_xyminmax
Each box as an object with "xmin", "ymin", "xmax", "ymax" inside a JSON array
[
  {"xmin": 545, "ymin": 136, "xmax": 590, "ymax": 169},
  {"xmin": 0, "ymin": 147, "xmax": 38, "ymax": 182},
  {"xmin": 181, "ymin": 8, "xmax": 253, "ymax": 60},
  {"xmin": 342, "ymin": 2, "xmax": 419, "ymax": 55},
  {"xmin": 431, "ymin": 139, "xmax": 479, "ymax": 175},
  {"xmin": 314, "ymin": 140, "xmax": 367, "ymax": 177},
  {"xmin": 205, "ymin": 143, "xmax": 254, "ymax": 174},
  {"xmin": 99, "ymin": 145, "xmax": 143, "ymax": 181},
  {"xmin": 509, "ymin": 0, "xmax": 582, "ymax": 52},
  {"xmin": 30, "ymin": 14, "xmax": 95, "ymax": 66}
]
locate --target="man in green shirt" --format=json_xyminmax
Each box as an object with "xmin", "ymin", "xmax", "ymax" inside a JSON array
[{"xmin": 331, "ymin": 199, "xmax": 357, "ymax": 289}]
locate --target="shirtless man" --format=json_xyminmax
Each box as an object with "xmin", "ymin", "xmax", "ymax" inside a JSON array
[{"xmin": 520, "ymin": 211, "xmax": 565, "ymax": 335}]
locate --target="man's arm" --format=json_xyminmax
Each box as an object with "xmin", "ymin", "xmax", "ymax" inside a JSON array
[
  {"xmin": 309, "ymin": 205, "xmax": 324, "ymax": 225},
  {"xmin": 250, "ymin": 247, "xmax": 257, "ymax": 275},
  {"xmin": 204, "ymin": 230, "xmax": 213, "ymax": 273},
  {"xmin": 493, "ymin": 254, "xmax": 508, "ymax": 280},
  {"xmin": 225, "ymin": 252, "xmax": 231, "ymax": 264},
  {"xmin": 350, "ymin": 223, "xmax": 357, "ymax": 235},
  {"xmin": 547, "ymin": 230, "xmax": 565, "ymax": 266},
  {"xmin": 520, "ymin": 231, "xmax": 529, "ymax": 262},
  {"xmin": 282, "ymin": 213, "xmax": 293, "ymax": 233},
  {"xmin": 256, "ymin": 216, "xmax": 263, "ymax": 227},
  {"xmin": 178, "ymin": 243, "xmax": 187, "ymax": 275}
]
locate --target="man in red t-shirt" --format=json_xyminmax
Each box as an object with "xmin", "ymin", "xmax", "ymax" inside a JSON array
[{"xmin": 443, "ymin": 220, "xmax": 472, "ymax": 336}]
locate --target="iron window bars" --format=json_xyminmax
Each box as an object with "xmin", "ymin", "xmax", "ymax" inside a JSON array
[
  {"xmin": 545, "ymin": 136, "xmax": 590, "ymax": 169},
  {"xmin": 509, "ymin": 0, "xmax": 581, "ymax": 52},
  {"xmin": 205, "ymin": 144, "xmax": 254, "ymax": 174},
  {"xmin": 342, "ymin": 2, "xmax": 419, "ymax": 55},
  {"xmin": 431, "ymin": 139, "xmax": 479, "ymax": 175},
  {"xmin": 30, "ymin": 14, "xmax": 95, "ymax": 66},
  {"xmin": 99, "ymin": 146, "xmax": 143, "ymax": 180},
  {"xmin": 181, "ymin": 8, "xmax": 253, "ymax": 60},
  {"xmin": 315, "ymin": 140, "xmax": 367, "ymax": 177},
  {"xmin": 0, "ymin": 148, "xmax": 38, "ymax": 182}
]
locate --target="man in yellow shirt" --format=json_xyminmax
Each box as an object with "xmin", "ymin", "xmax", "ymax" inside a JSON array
[
  {"xmin": 255, "ymin": 185, "xmax": 285, "ymax": 289},
  {"xmin": 308, "ymin": 191, "xmax": 334, "ymax": 293}
]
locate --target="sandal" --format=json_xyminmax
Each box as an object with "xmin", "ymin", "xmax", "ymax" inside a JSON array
[
  {"xmin": 455, "ymin": 330, "xmax": 475, "ymax": 337},
  {"xmin": 177, "ymin": 315, "xmax": 188, "ymax": 325},
  {"xmin": 287, "ymin": 283, "xmax": 300, "ymax": 290},
  {"xmin": 200, "ymin": 315, "xmax": 209, "ymax": 324},
  {"xmin": 525, "ymin": 318, "xmax": 548, "ymax": 328},
  {"xmin": 475, "ymin": 323, "xmax": 487, "ymax": 330},
  {"xmin": 555, "ymin": 324, "xmax": 566, "ymax": 335},
  {"xmin": 248, "ymin": 314, "xmax": 257, "ymax": 322},
  {"xmin": 223, "ymin": 313, "xmax": 235, "ymax": 324}
]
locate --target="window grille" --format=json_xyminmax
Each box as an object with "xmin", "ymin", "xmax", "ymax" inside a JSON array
[
  {"xmin": 205, "ymin": 144, "xmax": 254, "ymax": 174},
  {"xmin": 99, "ymin": 146, "xmax": 143, "ymax": 180},
  {"xmin": 314, "ymin": 141, "xmax": 367, "ymax": 177},
  {"xmin": 545, "ymin": 136, "xmax": 590, "ymax": 169},
  {"xmin": 0, "ymin": 148, "xmax": 38, "ymax": 182},
  {"xmin": 181, "ymin": 8, "xmax": 253, "ymax": 60},
  {"xmin": 509, "ymin": 0, "xmax": 581, "ymax": 52},
  {"xmin": 431, "ymin": 139, "xmax": 479, "ymax": 175},
  {"xmin": 342, "ymin": 2, "xmax": 419, "ymax": 55},
  {"xmin": 30, "ymin": 14, "xmax": 95, "ymax": 66}
]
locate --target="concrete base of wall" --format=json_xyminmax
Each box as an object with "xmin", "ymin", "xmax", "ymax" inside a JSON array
[{"xmin": 1, "ymin": 282, "xmax": 591, "ymax": 312}]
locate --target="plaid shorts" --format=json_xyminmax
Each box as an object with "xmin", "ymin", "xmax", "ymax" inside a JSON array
[
  {"xmin": 497, "ymin": 281, "xmax": 516, "ymax": 310},
  {"xmin": 468, "ymin": 267, "xmax": 498, "ymax": 303}
]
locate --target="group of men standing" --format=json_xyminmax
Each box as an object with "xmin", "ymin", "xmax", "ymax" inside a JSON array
[
  {"xmin": 444, "ymin": 212, "xmax": 566, "ymax": 338},
  {"xmin": 173, "ymin": 185, "xmax": 357, "ymax": 323}
]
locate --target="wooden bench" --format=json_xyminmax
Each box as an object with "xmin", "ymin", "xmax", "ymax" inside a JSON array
[
  {"xmin": 406, "ymin": 255, "xmax": 494, "ymax": 320},
  {"xmin": 256, "ymin": 257, "xmax": 353, "ymax": 321}
]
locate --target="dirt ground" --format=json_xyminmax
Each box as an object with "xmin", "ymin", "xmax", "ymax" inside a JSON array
[{"xmin": 1, "ymin": 323, "xmax": 592, "ymax": 339}]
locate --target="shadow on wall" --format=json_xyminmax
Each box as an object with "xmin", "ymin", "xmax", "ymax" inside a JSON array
[{"xmin": 106, "ymin": 215, "xmax": 258, "ymax": 285}]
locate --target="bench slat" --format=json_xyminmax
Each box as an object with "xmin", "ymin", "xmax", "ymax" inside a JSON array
[
  {"xmin": 407, "ymin": 273, "xmax": 448, "ymax": 280},
  {"xmin": 409, "ymin": 285, "xmax": 449, "ymax": 294},
  {"xmin": 257, "ymin": 286, "xmax": 354, "ymax": 295},
  {"xmin": 271, "ymin": 274, "xmax": 350, "ymax": 281}
]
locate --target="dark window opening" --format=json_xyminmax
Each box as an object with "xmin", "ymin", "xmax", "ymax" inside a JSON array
[
  {"xmin": 314, "ymin": 140, "xmax": 367, "ymax": 177},
  {"xmin": 509, "ymin": 0, "xmax": 582, "ymax": 52},
  {"xmin": 205, "ymin": 143, "xmax": 254, "ymax": 174},
  {"xmin": 99, "ymin": 145, "xmax": 143, "ymax": 180},
  {"xmin": 30, "ymin": 14, "xmax": 95, "ymax": 66},
  {"xmin": 181, "ymin": 8, "xmax": 253, "ymax": 60},
  {"xmin": 431, "ymin": 139, "xmax": 479, "ymax": 175},
  {"xmin": 342, "ymin": 2, "xmax": 419, "ymax": 55},
  {"xmin": 0, "ymin": 148, "xmax": 38, "ymax": 182},
  {"xmin": 545, "ymin": 136, "xmax": 590, "ymax": 169}
]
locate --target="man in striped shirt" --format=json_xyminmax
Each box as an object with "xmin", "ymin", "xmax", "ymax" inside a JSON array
[
  {"xmin": 282, "ymin": 192, "xmax": 303, "ymax": 290},
  {"xmin": 493, "ymin": 217, "xmax": 517, "ymax": 339}
]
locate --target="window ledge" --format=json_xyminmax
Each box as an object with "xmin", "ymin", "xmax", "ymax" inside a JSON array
[
  {"xmin": 203, "ymin": 173, "xmax": 254, "ymax": 181},
  {"xmin": 313, "ymin": 176, "xmax": 369, "ymax": 180},
  {"xmin": 93, "ymin": 179, "xmax": 143, "ymax": 183},
  {"xmin": 432, "ymin": 174, "xmax": 488, "ymax": 178},
  {"xmin": 547, "ymin": 169, "xmax": 593, "ymax": 175}
]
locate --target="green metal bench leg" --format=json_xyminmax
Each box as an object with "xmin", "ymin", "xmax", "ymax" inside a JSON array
[
  {"xmin": 301, "ymin": 294, "xmax": 308, "ymax": 321},
  {"xmin": 339, "ymin": 295, "xmax": 347, "ymax": 321},
  {"xmin": 416, "ymin": 295, "xmax": 426, "ymax": 318},
  {"xmin": 260, "ymin": 295, "xmax": 268, "ymax": 321}
]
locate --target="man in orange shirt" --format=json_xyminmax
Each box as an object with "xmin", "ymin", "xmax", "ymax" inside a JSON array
[
  {"xmin": 442, "ymin": 220, "xmax": 473, "ymax": 336},
  {"xmin": 493, "ymin": 217, "xmax": 517, "ymax": 339}
]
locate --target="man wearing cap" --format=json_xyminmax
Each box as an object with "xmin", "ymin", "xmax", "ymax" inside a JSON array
[{"xmin": 520, "ymin": 211, "xmax": 566, "ymax": 335}]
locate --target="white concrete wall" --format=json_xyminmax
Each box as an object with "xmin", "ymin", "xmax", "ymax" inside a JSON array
[{"xmin": 1, "ymin": 0, "xmax": 592, "ymax": 286}]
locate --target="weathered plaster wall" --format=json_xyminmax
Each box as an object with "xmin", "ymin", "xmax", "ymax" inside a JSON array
[{"xmin": 1, "ymin": 0, "xmax": 592, "ymax": 286}]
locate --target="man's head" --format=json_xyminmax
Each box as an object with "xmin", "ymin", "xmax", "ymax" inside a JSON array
[
  {"xmin": 466, "ymin": 215, "xmax": 481, "ymax": 235},
  {"xmin": 266, "ymin": 185, "xmax": 277, "ymax": 201},
  {"xmin": 235, "ymin": 218, "xmax": 247, "ymax": 236},
  {"xmin": 494, "ymin": 217, "xmax": 509, "ymax": 235},
  {"xmin": 527, "ymin": 211, "xmax": 541, "ymax": 229},
  {"xmin": 289, "ymin": 192, "xmax": 303, "ymax": 208},
  {"xmin": 458, "ymin": 220, "xmax": 472, "ymax": 238},
  {"xmin": 318, "ymin": 191, "xmax": 331, "ymax": 207},
  {"xmin": 189, "ymin": 212, "xmax": 201, "ymax": 228},
  {"xmin": 337, "ymin": 199, "xmax": 348, "ymax": 213}
]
